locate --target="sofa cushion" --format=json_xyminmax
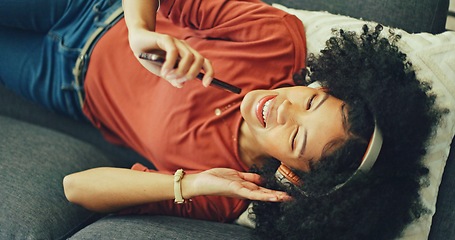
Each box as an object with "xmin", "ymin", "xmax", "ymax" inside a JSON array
[
  {"xmin": 0, "ymin": 84, "xmax": 150, "ymax": 169},
  {"xmin": 0, "ymin": 116, "xmax": 117, "ymax": 239},
  {"xmin": 69, "ymin": 215, "xmax": 257, "ymax": 240}
]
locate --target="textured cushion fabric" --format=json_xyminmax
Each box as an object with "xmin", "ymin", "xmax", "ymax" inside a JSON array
[
  {"xmin": 262, "ymin": 0, "xmax": 449, "ymax": 34},
  {"xmin": 69, "ymin": 215, "xmax": 258, "ymax": 240},
  {"xmin": 0, "ymin": 84, "xmax": 150, "ymax": 169},
  {"xmin": 0, "ymin": 116, "xmax": 116, "ymax": 239},
  {"xmin": 429, "ymin": 141, "xmax": 455, "ymax": 240},
  {"xmin": 272, "ymin": 4, "xmax": 455, "ymax": 240}
]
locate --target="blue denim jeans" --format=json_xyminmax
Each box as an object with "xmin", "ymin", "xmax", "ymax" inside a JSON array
[{"xmin": 0, "ymin": 0, "xmax": 122, "ymax": 120}]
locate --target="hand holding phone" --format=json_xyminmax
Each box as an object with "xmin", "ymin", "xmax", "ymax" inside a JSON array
[{"xmin": 138, "ymin": 51, "xmax": 241, "ymax": 94}]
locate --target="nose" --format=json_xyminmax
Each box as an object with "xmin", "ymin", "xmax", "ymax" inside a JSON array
[{"xmin": 277, "ymin": 99, "xmax": 302, "ymax": 125}]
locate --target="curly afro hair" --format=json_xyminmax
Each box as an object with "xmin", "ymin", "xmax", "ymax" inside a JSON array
[{"xmin": 252, "ymin": 24, "xmax": 444, "ymax": 240}]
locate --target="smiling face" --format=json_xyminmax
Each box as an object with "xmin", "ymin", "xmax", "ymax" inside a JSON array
[{"xmin": 239, "ymin": 86, "xmax": 348, "ymax": 172}]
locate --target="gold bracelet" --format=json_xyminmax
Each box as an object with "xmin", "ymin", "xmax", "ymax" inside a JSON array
[{"xmin": 174, "ymin": 169, "xmax": 186, "ymax": 204}]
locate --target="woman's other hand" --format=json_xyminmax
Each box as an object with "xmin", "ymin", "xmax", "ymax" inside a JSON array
[
  {"xmin": 186, "ymin": 168, "xmax": 292, "ymax": 202},
  {"xmin": 129, "ymin": 30, "xmax": 214, "ymax": 88},
  {"xmin": 122, "ymin": 0, "xmax": 213, "ymax": 88}
]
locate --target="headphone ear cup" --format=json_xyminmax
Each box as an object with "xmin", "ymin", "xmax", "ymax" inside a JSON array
[{"xmin": 275, "ymin": 164, "xmax": 303, "ymax": 186}]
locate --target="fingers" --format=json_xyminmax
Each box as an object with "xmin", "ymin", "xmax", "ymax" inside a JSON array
[
  {"xmin": 201, "ymin": 168, "xmax": 292, "ymax": 202},
  {"xmin": 237, "ymin": 172, "xmax": 263, "ymax": 185},
  {"xmin": 157, "ymin": 36, "xmax": 213, "ymax": 88},
  {"xmin": 157, "ymin": 35, "xmax": 179, "ymax": 76},
  {"xmin": 237, "ymin": 172, "xmax": 292, "ymax": 202},
  {"xmin": 201, "ymin": 58, "xmax": 214, "ymax": 87},
  {"xmin": 238, "ymin": 186, "xmax": 292, "ymax": 202},
  {"xmin": 179, "ymin": 45, "xmax": 204, "ymax": 80},
  {"xmin": 128, "ymin": 29, "xmax": 213, "ymax": 88}
]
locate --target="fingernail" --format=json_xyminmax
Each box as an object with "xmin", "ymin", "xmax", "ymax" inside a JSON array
[
  {"xmin": 175, "ymin": 76, "xmax": 188, "ymax": 84},
  {"xmin": 161, "ymin": 68, "xmax": 170, "ymax": 77},
  {"xmin": 204, "ymin": 77, "xmax": 213, "ymax": 87},
  {"xmin": 166, "ymin": 74, "xmax": 178, "ymax": 81},
  {"xmin": 164, "ymin": 69, "xmax": 177, "ymax": 79},
  {"xmin": 170, "ymin": 81, "xmax": 183, "ymax": 88},
  {"xmin": 284, "ymin": 196, "xmax": 293, "ymax": 201}
]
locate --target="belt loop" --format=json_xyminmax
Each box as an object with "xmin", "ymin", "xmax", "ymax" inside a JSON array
[{"xmin": 73, "ymin": 53, "xmax": 86, "ymax": 82}]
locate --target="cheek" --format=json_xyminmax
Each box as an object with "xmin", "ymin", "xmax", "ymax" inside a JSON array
[
  {"xmin": 307, "ymin": 117, "xmax": 346, "ymax": 159},
  {"xmin": 255, "ymin": 130, "xmax": 289, "ymax": 158}
]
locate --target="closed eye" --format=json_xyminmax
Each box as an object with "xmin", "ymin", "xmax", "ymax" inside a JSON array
[
  {"xmin": 292, "ymin": 127, "xmax": 298, "ymax": 150},
  {"xmin": 307, "ymin": 95, "xmax": 316, "ymax": 110}
]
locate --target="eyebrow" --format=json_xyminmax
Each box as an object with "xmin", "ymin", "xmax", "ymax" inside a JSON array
[{"xmin": 299, "ymin": 92, "xmax": 329, "ymax": 158}]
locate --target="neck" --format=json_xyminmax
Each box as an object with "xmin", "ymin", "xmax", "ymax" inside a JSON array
[{"xmin": 238, "ymin": 120, "xmax": 264, "ymax": 168}]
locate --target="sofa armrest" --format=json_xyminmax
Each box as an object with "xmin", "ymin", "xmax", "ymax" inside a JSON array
[{"xmin": 429, "ymin": 139, "xmax": 455, "ymax": 239}]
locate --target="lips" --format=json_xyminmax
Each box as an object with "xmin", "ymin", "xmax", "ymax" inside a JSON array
[{"xmin": 256, "ymin": 96, "xmax": 276, "ymax": 127}]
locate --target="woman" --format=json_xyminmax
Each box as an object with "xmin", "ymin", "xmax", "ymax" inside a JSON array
[{"xmin": 0, "ymin": 0, "xmax": 442, "ymax": 239}]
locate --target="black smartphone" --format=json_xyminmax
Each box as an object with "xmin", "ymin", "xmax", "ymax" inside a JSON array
[{"xmin": 138, "ymin": 51, "xmax": 241, "ymax": 94}]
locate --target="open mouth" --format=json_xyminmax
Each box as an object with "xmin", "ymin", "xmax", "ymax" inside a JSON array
[{"xmin": 256, "ymin": 96, "xmax": 276, "ymax": 127}]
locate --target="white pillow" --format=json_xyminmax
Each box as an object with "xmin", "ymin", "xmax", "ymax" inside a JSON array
[{"xmin": 272, "ymin": 4, "xmax": 455, "ymax": 240}]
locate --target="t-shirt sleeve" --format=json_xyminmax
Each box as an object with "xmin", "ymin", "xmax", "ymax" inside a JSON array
[
  {"xmin": 159, "ymin": 0, "xmax": 272, "ymax": 31},
  {"xmin": 159, "ymin": 0, "xmax": 306, "ymax": 47},
  {"xmin": 118, "ymin": 163, "xmax": 250, "ymax": 222},
  {"xmin": 158, "ymin": 0, "xmax": 306, "ymax": 89}
]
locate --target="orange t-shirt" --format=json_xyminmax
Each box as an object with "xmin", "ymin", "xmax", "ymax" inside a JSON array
[{"xmin": 82, "ymin": 0, "xmax": 306, "ymax": 222}]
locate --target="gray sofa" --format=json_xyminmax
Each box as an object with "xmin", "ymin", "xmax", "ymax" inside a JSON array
[{"xmin": 0, "ymin": 0, "xmax": 453, "ymax": 239}]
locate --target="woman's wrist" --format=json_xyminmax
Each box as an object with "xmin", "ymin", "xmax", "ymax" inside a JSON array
[
  {"xmin": 122, "ymin": 0, "xmax": 158, "ymax": 32},
  {"xmin": 127, "ymin": 21, "xmax": 155, "ymax": 34},
  {"xmin": 180, "ymin": 173, "xmax": 199, "ymax": 200}
]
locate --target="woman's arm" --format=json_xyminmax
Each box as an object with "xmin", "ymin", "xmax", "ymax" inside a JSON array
[
  {"xmin": 63, "ymin": 167, "xmax": 290, "ymax": 213},
  {"xmin": 121, "ymin": 0, "xmax": 213, "ymax": 88},
  {"xmin": 122, "ymin": 0, "xmax": 158, "ymax": 32}
]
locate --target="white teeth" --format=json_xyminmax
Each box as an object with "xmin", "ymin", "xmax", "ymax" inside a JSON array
[{"xmin": 262, "ymin": 99, "xmax": 272, "ymax": 123}]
